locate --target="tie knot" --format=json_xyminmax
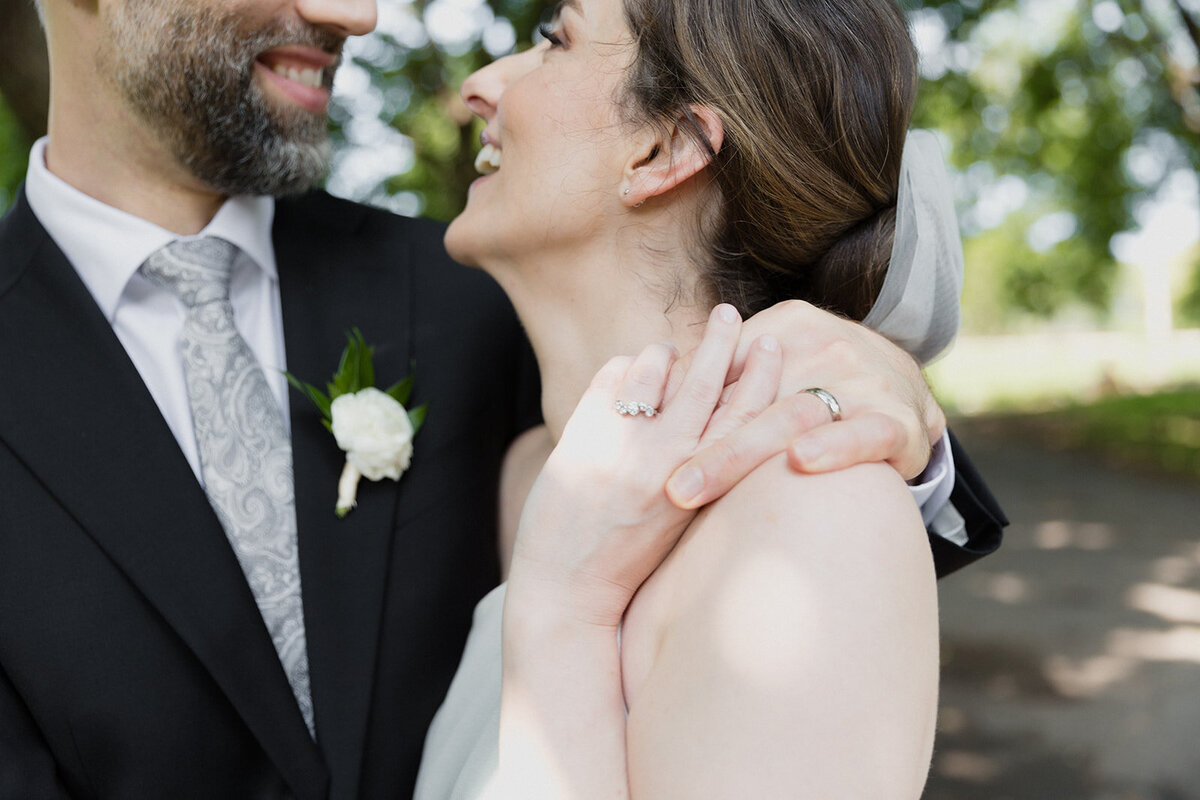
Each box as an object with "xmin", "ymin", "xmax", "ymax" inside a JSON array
[{"xmin": 141, "ymin": 237, "xmax": 239, "ymax": 309}]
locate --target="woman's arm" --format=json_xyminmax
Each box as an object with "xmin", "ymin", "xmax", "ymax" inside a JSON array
[
  {"xmin": 497, "ymin": 425, "xmax": 553, "ymax": 578},
  {"xmin": 623, "ymin": 458, "xmax": 939, "ymax": 798},
  {"xmin": 495, "ymin": 306, "xmax": 778, "ymax": 798}
]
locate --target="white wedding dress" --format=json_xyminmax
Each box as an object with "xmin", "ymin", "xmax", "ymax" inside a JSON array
[{"xmin": 413, "ymin": 584, "xmax": 507, "ymax": 800}]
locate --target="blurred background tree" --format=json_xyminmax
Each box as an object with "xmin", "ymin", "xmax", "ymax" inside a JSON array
[
  {"xmin": 910, "ymin": 0, "xmax": 1200, "ymax": 333},
  {"xmin": 0, "ymin": 0, "xmax": 45, "ymax": 213},
  {"xmin": 2, "ymin": 0, "xmax": 1199, "ymax": 335}
]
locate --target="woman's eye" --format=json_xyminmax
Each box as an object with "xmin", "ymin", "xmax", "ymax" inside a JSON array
[{"xmin": 538, "ymin": 22, "xmax": 565, "ymax": 48}]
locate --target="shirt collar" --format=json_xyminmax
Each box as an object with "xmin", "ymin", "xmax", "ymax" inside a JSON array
[{"xmin": 24, "ymin": 137, "xmax": 278, "ymax": 322}]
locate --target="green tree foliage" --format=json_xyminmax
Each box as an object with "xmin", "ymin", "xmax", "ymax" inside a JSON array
[
  {"xmin": 909, "ymin": 0, "xmax": 1200, "ymax": 328},
  {"xmin": 1180, "ymin": 244, "xmax": 1200, "ymax": 324},
  {"xmin": 0, "ymin": 93, "xmax": 30, "ymax": 216}
]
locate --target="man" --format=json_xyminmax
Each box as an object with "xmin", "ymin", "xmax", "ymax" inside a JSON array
[{"xmin": 0, "ymin": 0, "xmax": 1005, "ymax": 797}]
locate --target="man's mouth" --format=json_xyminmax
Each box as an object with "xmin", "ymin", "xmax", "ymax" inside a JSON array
[
  {"xmin": 255, "ymin": 46, "xmax": 338, "ymax": 111},
  {"xmin": 268, "ymin": 63, "xmax": 325, "ymax": 89}
]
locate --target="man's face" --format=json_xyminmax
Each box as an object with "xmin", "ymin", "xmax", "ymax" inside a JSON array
[{"xmin": 96, "ymin": 0, "xmax": 362, "ymax": 196}]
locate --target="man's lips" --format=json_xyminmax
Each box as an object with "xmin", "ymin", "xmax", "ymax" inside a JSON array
[{"xmin": 255, "ymin": 46, "xmax": 338, "ymax": 112}]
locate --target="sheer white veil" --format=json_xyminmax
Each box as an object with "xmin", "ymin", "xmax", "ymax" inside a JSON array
[{"xmin": 861, "ymin": 130, "xmax": 964, "ymax": 365}]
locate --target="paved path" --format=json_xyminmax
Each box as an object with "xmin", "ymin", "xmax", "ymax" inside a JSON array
[{"xmin": 925, "ymin": 420, "xmax": 1200, "ymax": 799}]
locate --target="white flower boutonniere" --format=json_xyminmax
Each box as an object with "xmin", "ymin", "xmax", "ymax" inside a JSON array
[{"xmin": 286, "ymin": 329, "xmax": 427, "ymax": 517}]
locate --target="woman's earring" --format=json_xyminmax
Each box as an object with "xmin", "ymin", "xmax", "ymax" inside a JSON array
[{"xmin": 623, "ymin": 188, "xmax": 631, "ymax": 197}]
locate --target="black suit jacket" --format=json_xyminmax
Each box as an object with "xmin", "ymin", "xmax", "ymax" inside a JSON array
[
  {"xmin": 0, "ymin": 189, "xmax": 539, "ymax": 799},
  {"xmin": 0, "ymin": 188, "xmax": 1004, "ymax": 799}
]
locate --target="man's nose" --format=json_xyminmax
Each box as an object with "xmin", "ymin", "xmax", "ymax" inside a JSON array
[{"xmin": 295, "ymin": 0, "xmax": 377, "ymax": 37}]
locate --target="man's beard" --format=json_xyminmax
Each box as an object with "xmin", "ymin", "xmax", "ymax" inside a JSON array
[{"xmin": 97, "ymin": 0, "xmax": 342, "ymax": 197}]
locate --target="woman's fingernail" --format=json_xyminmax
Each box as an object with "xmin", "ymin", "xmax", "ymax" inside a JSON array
[
  {"xmin": 668, "ymin": 467, "xmax": 705, "ymax": 505},
  {"xmin": 717, "ymin": 304, "xmax": 737, "ymax": 323},
  {"xmin": 759, "ymin": 334, "xmax": 779, "ymax": 352}
]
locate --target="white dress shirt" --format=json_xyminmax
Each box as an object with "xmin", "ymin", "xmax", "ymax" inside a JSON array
[
  {"xmin": 22, "ymin": 136, "xmax": 964, "ymax": 545},
  {"xmin": 911, "ymin": 433, "xmax": 965, "ymax": 545},
  {"xmin": 24, "ymin": 138, "xmax": 289, "ymax": 484}
]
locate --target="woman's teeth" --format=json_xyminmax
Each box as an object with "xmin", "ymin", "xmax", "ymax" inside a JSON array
[
  {"xmin": 271, "ymin": 64, "xmax": 324, "ymax": 89},
  {"xmin": 475, "ymin": 143, "xmax": 502, "ymax": 175}
]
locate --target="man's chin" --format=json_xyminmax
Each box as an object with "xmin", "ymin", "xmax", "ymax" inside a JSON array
[{"xmin": 185, "ymin": 135, "xmax": 330, "ymax": 198}]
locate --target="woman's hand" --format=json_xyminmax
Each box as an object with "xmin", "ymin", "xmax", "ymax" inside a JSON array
[
  {"xmin": 665, "ymin": 299, "xmax": 946, "ymax": 509},
  {"xmin": 506, "ymin": 304, "xmax": 782, "ymax": 629}
]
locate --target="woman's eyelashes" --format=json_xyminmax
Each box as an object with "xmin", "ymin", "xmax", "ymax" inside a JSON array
[{"xmin": 538, "ymin": 22, "xmax": 566, "ymax": 48}]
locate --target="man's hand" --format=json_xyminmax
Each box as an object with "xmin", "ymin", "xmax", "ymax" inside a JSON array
[{"xmin": 665, "ymin": 300, "xmax": 946, "ymax": 509}]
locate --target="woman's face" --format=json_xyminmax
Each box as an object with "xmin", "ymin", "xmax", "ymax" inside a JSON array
[{"xmin": 444, "ymin": 0, "xmax": 637, "ymax": 268}]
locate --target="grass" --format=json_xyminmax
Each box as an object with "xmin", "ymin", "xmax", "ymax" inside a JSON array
[
  {"xmin": 924, "ymin": 331, "xmax": 1200, "ymax": 482},
  {"xmin": 926, "ymin": 330, "xmax": 1200, "ymax": 415},
  {"xmin": 959, "ymin": 387, "xmax": 1200, "ymax": 483}
]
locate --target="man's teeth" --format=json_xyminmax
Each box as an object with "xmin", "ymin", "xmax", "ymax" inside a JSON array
[
  {"xmin": 272, "ymin": 64, "xmax": 324, "ymax": 89},
  {"xmin": 475, "ymin": 143, "xmax": 502, "ymax": 175}
]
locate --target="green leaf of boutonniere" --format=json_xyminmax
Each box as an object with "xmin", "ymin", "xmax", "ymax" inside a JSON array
[
  {"xmin": 285, "ymin": 373, "xmax": 333, "ymax": 421},
  {"xmin": 356, "ymin": 331, "xmax": 375, "ymax": 389},
  {"xmin": 384, "ymin": 364, "xmax": 416, "ymax": 407},
  {"xmin": 407, "ymin": 404, "xmax": 427, "ymax": 431},
  {"xmin": 328, "ymin": 328, "xmax": 368, "ymax": 399}
]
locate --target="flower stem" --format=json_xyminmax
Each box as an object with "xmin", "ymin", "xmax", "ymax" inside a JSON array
[{"xmin": 335, "ymin": 460, "xmax": 362, "ymax": 518}]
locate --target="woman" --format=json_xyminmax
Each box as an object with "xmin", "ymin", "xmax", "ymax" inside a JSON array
[{"xmin": 417, "ymin": 0, "xmax": 952, "ymax": 795}]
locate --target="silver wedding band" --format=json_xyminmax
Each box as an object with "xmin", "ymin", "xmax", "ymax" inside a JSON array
[
  {"xmin": 614, "ymin": 400, "xmax": 659, "ymax": 418},
  {"xmin": 802, "ymin": 388, "xmax": 842, "ymax": 422}
]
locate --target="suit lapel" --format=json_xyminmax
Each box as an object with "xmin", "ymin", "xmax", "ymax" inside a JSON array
[
  {"xmin": 275, "ymin": 194, "xmax": 410, "ymax": 798},
  {"xmin": 0, "ymin": 191, "xmax": 328, "ymax": 798}
]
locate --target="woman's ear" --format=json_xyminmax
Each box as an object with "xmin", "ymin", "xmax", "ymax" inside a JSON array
[{"xmin": 621, "ymin": 105, "xmax": 724, "ymax": 208}]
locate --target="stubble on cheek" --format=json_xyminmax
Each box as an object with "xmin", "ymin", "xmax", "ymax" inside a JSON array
[{"xmin": 95, "ymin": 0, "xmax": 339, "ymax": 196}]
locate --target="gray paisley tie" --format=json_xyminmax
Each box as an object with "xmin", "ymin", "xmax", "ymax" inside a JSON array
[{"xmin": 141, "ymin": 238, "xmax": 315, "ymax": 735}]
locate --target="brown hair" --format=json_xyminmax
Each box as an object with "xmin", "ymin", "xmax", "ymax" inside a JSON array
[{"xmin": 622, "ymin": 0, "xmax": 918, "ymax": 319}]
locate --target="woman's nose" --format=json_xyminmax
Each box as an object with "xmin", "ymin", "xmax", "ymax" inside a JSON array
[{"xmin": 460, "ymin": 47, "xmax": 540, "ymax": 120}]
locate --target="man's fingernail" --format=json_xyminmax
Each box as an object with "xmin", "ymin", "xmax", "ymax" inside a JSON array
[
  {"xmin": 717, "ymin": 304, "xmax": 737, "ymax": 323},
  {"xmin": 668, "ymin": 467, "xmax": 705, "ymax": 504},
  {"xmin": 792, "ymin": 439, "xmax": 825, "ymax": 466},
  {"xmin": 759, "ymin": 334, "xmax": 778, "ymax": 352}
]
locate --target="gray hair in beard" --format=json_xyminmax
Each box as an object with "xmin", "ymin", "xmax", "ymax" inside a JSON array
[{"xmin": 97, "ymin": 0, "xmax": 342, "ymax": 196}]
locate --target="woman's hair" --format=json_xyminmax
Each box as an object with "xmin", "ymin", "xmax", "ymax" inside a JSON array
[{"xmin": 622, "ymin": 0, "xmax": 918, "ymax": 320}]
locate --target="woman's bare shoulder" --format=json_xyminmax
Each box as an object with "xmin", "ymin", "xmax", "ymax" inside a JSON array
[
  {"xmin": 625, "ymin": 455, "xmax": 930, "ymax": 640},
  {"xmin": 620, "ymin": 456, "xmax": 939, "ymax": 797}
]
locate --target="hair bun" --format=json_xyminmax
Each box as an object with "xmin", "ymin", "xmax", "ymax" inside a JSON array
[{"xmin": 810, "ymin": 204, "xmax": 897, "ymax": 321}]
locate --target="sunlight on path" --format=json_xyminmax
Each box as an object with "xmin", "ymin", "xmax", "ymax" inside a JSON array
[{"xmin": 926, "ymin": 425, "xmax": 1200, "ymax": 799}]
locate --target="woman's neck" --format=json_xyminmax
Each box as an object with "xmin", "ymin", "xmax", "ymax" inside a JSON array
[{"xmin": 487, "ymin": 240, "xmax": 710, "ymax": 441}]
